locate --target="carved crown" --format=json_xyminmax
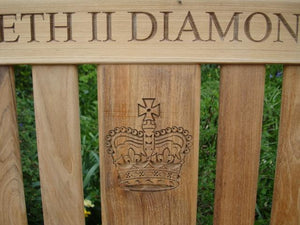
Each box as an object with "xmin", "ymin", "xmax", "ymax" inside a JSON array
[{"xmin": 105, "ymin": 98, "xmax": 192, "ymax": 191}]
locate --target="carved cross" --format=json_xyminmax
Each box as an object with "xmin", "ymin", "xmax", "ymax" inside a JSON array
[{"xmin": 138, "ymin": 98, "xmax": 160, "ymax": 121}]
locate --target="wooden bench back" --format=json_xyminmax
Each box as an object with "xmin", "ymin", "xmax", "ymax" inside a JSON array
[{"xmin": 0, "ymin": 0, "xmax": 299, "ymax": 224}]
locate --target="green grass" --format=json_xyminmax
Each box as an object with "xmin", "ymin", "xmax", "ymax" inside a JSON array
[{"xmin": 14, "ymin": 64, "xmax": 283, "ymax": 225}]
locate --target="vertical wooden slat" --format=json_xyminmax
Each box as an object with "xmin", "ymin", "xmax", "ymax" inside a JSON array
[
  {"xmin": 0, "ymin": 66, "xmax": 28, "ymax": 225},
  {"xmin": 32, "ymin": 66, "xmax": 85, "ymax": 225},
  {"xmin": 270, "ymin": 65, "xmax": 300, "ymax": 225},
  {"xmin": 98, "ymin": 64, "xmax": 200, "ymax": 225},
  {"xmin": 213, "ymin": 65, "xmax": 265, "ymax": 225}
]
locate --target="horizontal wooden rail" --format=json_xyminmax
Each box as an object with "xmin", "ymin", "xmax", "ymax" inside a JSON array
[{"xmin": 0, "ymin": 0, "xmax": 300, "ymax": 64}]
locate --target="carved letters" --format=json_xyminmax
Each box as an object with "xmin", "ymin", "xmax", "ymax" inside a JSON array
[{"xmin": 0, "ymin": 11, "xmax": 299, "ymax": 43}]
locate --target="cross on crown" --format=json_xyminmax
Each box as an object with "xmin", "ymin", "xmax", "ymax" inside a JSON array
[{"xmin": 138, "ymin": 98, "xmax": 160, "ymax": 121}]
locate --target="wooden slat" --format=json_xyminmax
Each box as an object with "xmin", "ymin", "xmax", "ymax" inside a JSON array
[
  {"xmin": 98, "ymin": 64, "xmax": 200, "ymax": 225},
  {"xmin": 270, "ymin": 65, "xmax": 300, "ymax": 225},
  {"xmin": 213, "ymin": 65, "xmax": 265, "ymax": 225},
  {"xmin": 0, "ymin": 66, "xmax": 28, "ymax": 225},
  {"xmin": 32, "ymin": 66, "xmax": 85, "ymax": 225},
  {"xmin": 0, "ymin": 0, "xmax": 300, "ymax": 64}
]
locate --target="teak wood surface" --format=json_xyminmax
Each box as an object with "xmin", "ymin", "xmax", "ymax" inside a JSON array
[
  {"xmin": 0, "ymin": 0, "xmax": 299, "ymax": 64},
  {"xmin": 271, "ymin": 66, "xmax": 300, "ymax": 225},
  {"xmin": 98, "ymin": 64, "xmax": 200, "ymax": 225},
  {"xmin": 214, "ymin": 65, "xmax": 265, "ymax": 225},
  {"xmin": 32, "ymin": 66, "xmax": 85, "ymax": 225},
  {"xmin": 0, "ymin": 66, "xmax": 27, "ymax": 225},
  {"xmin": 0, "ymin": 0, "xmax": 299, "ymax": 225}
]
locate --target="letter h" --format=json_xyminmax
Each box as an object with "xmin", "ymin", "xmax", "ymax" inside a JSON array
[{"xmin": 47, "ymin": 12, "xmax": 75, "ymax": 42}]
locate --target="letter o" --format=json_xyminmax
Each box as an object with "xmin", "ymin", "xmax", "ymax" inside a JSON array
[{"xmin": 244, "ymin": 12, "xmax": 272, "ymax": 42}]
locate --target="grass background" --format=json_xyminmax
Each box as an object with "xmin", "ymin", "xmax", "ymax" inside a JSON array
[{"xmin": 14, "ymin": 64, "xmax": 283, "ymax": 225}]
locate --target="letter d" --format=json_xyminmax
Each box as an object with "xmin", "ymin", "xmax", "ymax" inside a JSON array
[{"xmin": 129, "ymin": 12, "xmax": 157, "ymax": 41}]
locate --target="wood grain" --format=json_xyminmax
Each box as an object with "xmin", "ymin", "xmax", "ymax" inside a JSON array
[
  {"xmin": 32, "ymin": 66, "xmax": 85, "ymax": 225},
  {"xmin": 213, "ymin": 65, "xmax": 265, "ymax": 225},
  {"xmin": 0, "ymin": 0, "xmax": 300, "ymax": 64},
  {"xmin": 98, "ymin": 64, "xmax": 200, "ymax": 225},
  {"xmin": 0, "ymin": 66, "xmax": 28, "ymax": 225},
  {"xmin": 270, "ymin": 65, "xmax": 300, "ymax": 225}
]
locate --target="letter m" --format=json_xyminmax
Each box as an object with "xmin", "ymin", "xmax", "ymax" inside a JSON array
[{"xmin": 206, "ymin": 12, "xmax": 242, "ymax": 42}]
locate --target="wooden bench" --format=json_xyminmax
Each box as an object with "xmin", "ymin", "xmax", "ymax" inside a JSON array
[{"xmin": 0, "ymin": 0, "xmax": 299, "ymax": 224}]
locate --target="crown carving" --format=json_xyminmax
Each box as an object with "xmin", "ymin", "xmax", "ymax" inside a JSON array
[{"xmin": 105, "ymin": 98, "xmax": 192, "ymax": 192}]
